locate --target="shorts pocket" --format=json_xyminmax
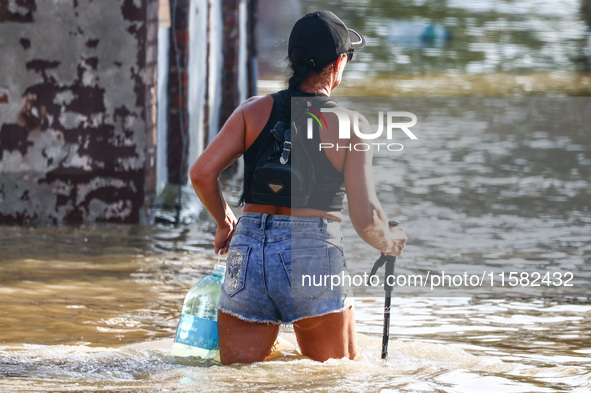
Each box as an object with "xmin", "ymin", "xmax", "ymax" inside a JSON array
[
  {"xmin": 282, "ymin": 245, "xmax": 344, "ymax": 300},
  {"xmin": 223, "ymin": 245, "xmax": 250, "ymax": 297}
]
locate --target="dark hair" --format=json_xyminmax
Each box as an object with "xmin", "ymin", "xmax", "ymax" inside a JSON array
[{"xmin": 287, "ymin": 47, "xmax": 335, "ymax": 93}]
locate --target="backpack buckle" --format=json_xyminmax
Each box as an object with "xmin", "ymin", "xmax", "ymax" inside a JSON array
[{"xmin": 280, "ymin": 141, "xmax": 291, "ymax": 164}]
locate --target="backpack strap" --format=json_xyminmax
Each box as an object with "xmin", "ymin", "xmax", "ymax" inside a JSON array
[
  {"xmin": 280, "ymin": 127, "xmax": 291, "ymax": 164},
  {"xmin": 267, "ymin": 90, "xmax": 293, "ymax": 165},
  {"xmin": 269, "ymin": 90, "xmax": 336, "ymax": 166},
  {"xmin": 269, "ymin": 120, "xmax": 291, "ymax": 164}
]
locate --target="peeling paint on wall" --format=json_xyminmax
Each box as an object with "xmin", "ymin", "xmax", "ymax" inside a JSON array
[
  {"xmin": 0, "ymin": 0, "xmax": 158, "ymax": 224},
  {"xmin": 0, "ymin": 0, "xmax": 36, "ymax": 23}
]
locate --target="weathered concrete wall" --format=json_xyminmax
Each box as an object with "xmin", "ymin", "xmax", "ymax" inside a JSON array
[{"xmin": 0, "ymin": 0, "xmax": 158, "ymax": 224}]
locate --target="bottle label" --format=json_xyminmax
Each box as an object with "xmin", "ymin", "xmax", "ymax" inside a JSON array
[{"xmin": 174, "ymin": 313, "xmax": 218, "ymax": 350}]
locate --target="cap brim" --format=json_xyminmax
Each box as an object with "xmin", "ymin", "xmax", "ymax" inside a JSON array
[{"xmin": 348, "ymin": 28, "xmax": 366, "ymax": 49}]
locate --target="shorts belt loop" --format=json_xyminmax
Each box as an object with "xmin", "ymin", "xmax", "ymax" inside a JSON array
[
  {"xmin": 321, "ymin": 218, "xmax": 327, "ymax": 232},
  {"xmin": 260, "ymin": 213, "xmax": 268, "ymax": 230}
]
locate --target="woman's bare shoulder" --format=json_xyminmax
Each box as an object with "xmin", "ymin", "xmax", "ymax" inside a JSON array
[
  {"xmin": 240, "ymin": 94, "xmax": 275, "ymax": 130},
  {"xmin": 241, "ymin": 94, "xmax": 273, "ymax": 112},
  {"xmin": 239, "ymin": 94, "xmax": 276, "ymax": 147}
]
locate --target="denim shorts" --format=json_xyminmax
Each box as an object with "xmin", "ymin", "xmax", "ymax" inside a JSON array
[{"xmin": 217, "ymin": 212, "xmax": 353, "ymax": 324}]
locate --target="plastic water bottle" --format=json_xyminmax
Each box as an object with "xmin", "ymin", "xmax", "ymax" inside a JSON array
[{"xmin": 171, "ymin": 263, "xmax": 225, "ymax": 360}]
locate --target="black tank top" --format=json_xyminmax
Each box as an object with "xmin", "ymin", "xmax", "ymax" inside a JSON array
[{"xmin": 240, "ymin": 90, "xmax": 345, "ymax": 210}]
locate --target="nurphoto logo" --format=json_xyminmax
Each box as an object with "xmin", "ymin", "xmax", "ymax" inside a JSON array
[{"xmin": 305, "ymin": 108, "xmax": 418, "ymax": 152}]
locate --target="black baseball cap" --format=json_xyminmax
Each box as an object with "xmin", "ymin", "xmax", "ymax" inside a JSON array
[{"xmin": 288, "ymin": 11, "xmax": 366, "ymax": 67}]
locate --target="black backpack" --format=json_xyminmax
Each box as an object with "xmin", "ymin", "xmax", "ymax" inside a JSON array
[{"xmin": 249, "ymin": 92, "xmax": 317, "ymax": 207}]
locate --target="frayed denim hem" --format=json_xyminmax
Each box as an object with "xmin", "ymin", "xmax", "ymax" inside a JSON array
[
  {"xmin": 217, "ymin": 302, "xmax": 354, "ymax": 325},
  {"xmin": 289, "ymin": 303, "xmax": 354, "ymax": 324},
  {"xmin": 217, "ymin": 306, "xmax": 282, "ymax": 325}
]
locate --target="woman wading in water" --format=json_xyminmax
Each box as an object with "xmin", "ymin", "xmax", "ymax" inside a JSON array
[{"xmin": 191, "ymin": 10, "xmax": 406, "ymax": 365}]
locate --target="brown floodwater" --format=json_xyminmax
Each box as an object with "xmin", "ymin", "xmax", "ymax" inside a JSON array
[{"xmin": 2, "ymin": 96, "xmax": 590, "ymax": 392}]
